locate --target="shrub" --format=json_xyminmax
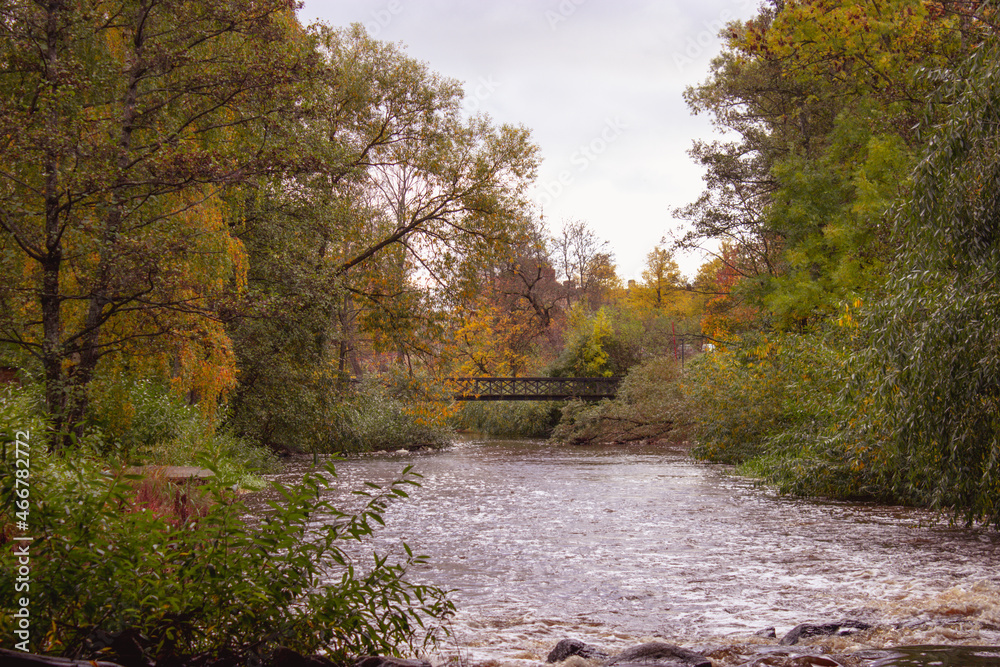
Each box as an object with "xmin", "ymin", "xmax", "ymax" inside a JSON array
[
  {"xmin": 0, "ymin": 451, "xmax": 454, "ymax": 666},
  {"xmin": 329, "ymin": 379, "xmax": 452, "ymax": 453},
  {"xmin": 136, "ymin": 422, "xmax": 281, "ymax": 489},
  {"xmin": 685, "ymin": 333, "xmax": 819, "ymax": 462},
  {"xmin": 0, "ymin": 385, "xmax": 47, "ymax": 459},
  {"xmin": 451, "ymin": 400, "xmax": 562, "ymax": 438},
  {"xmin": 82, "ymin": 374, "xmax": 279, "ymax": 484},
  {"xmin": 550, "ymin": 356, "xmax": 688, "ymax": 445},
  {"xmin": 683, "ymin": 329, "xmax": 882, "ymax": 499},
  {"xmin": 88, "ymin": 377, "xmax": 202, "ymax": 456}
]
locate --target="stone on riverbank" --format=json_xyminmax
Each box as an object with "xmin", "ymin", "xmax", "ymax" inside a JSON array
[
  {"xmin": 547, "ymin": 638, "xmax": 612, "ymax": 663},
  {"xmin": 125, "ymin": 465, "xmax": 215, "ymax": 483},
  {"xmin": 605, "ymin": 641, "xmax": 711, "ymax": 667}
]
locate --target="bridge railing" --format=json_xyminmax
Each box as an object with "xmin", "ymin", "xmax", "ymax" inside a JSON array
[{"xmin": 449, "ymin": 376, "xmax": 623, "ymax": 401}]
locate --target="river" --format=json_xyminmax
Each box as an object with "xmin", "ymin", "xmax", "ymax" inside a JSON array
[{"xmin": 261, "ymin": 437, "xmax": 1000, "ymax": 667}]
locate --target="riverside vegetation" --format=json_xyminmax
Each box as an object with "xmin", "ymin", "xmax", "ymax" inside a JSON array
[
  {"xmin": 5, "ymin": 0, "xmax": 1000, "ymax": 664},
  {"xmin": 0, "ymin": 388, "xmax": 455, "ymax": 666}
]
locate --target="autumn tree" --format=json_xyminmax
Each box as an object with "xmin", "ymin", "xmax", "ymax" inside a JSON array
[
  {"xmin": 629, "ymin": 246, "xmax": 683, "ymax": 312},
  {"xmin": 0, "ymin": 0, "xmax": 311, "ymax": 446},
  {"xmin": 552, "ymin": 219, "xmax": 618, "ymax": 309},
  {"xmin": 224, "ymin": 25, "xmax": 540, "ymax": 449},
  {"xmin": 676, "ymin": 0, "xmax": 971, "ymax": 330},
  {"xmin": 440, "ymin": 221, "xmax": 570, "ymax": 377}
]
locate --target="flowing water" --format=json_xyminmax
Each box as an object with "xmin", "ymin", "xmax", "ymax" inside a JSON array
[{"xmin": 258, "ymin": 438, "xmax": 1000, "ymax": 666}]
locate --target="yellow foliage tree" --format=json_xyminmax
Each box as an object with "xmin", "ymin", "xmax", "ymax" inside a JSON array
[{"xmin": 0, "ymin": 0, "xmax": 306, "ymax": 446}]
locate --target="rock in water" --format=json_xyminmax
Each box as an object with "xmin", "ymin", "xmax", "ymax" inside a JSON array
[
  {"xmin": 547, "ymin": 639, "xmax": 611, "ymax": 663},
  {"xmin": 354, "ymin": 657, "xmax": 431, "ymax": 667},
  {"xmin": 605, "ymin": 642, "xmax": 711, "ymax": 667},
  {"xmin": 779, "ymin": 620, "xmax": 873, "ymax": 645}
]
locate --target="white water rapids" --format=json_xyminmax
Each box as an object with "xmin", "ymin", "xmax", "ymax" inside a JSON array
[{"xmin": 259, "ymin": 438, "xmax": 1000, "ymax": 667}]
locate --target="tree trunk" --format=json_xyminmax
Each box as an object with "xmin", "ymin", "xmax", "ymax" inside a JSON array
[
  {"xmin": 40, "ymin": 0, "xmax": 67, "ymax": 450},
  {"xmin": 61, "ymin": 1, "xmax": 150, "ymax": 442}
]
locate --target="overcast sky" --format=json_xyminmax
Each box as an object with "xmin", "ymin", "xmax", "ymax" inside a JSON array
[{"xmin": 297, "ymin": 0, "xmax": 761, "ymax": 280}]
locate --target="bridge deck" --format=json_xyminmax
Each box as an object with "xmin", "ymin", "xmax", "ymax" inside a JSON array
[{"xmin": 450, "ymin": 376, "xmax": 622, "ymax": 401}]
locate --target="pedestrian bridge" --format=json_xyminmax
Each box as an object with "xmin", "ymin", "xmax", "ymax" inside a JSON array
[{"xmin": 450, "ymin": 376, "xmax": 622, "ymax": 401}]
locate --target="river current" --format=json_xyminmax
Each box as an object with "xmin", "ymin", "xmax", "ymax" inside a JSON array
[{"xmin": 261, "ymin": 438, "xmax": 1000, "ymax": 667}]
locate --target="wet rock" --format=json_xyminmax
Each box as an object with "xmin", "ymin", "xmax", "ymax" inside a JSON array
[
  {"xmin": 754, "ymin": 627, "xmax": 777, "ymax": 639},
  {"xmin": 0, "ymin": 648, "xmax": 124, "ymax": 667},
  {"xmin": 738, "ymin": 655, "xmax": 843, "ymax": 666},
  {"xmin": 779, "ymin": 620, "xmax": 872, "ymax": 645},
  {"xmin": 547, "ymin": 639, "xmax": 611, "ymax": 663},
  {"xmin": 605, "ymin": 641, "xmax": 711, "ymax": 667},
  {"xmin": 735, "ymin": 646, "xmax": 847, "ymax": 666},
  {"xmin": 353, "ymin": 657, "xmax": 431, "ymax": 667}
]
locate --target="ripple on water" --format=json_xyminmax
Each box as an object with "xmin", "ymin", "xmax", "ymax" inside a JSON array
[{"xmin": 251, "ymin": 439, "xmax": 1000, "ymax": 666}]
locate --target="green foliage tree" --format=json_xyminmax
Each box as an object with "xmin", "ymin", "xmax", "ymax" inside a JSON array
[
  {"xmin": 761, "ymin": 115, "xmax": 913, "ymax": 328},
  {"xmin": 677, "ymin": 0, "xmax": 966, "ymax": 331},
  {"xmin": 853, "ymin": 38, "xmax": 1000, "ymax": 525}
]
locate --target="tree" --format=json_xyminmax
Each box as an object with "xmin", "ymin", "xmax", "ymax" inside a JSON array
[
  {"xmin": 630, "ymin": 246, "xmax": 682, "ymax": 312},
  {"xmin": 0, "ymin": 0, "xmax": 311, "ymax": 446},
  {"xmin": 448, "ymin": 252, "xmax": 571, "ymax": 377},
  {"xmin": 676, "ymin": 0, "xmax": 968, "ymax": 331},
  {"xmin": 552, "ymin": 219, "xmax": 618, "ymax": 308},
  {"xmin": 224, "ymin": 25, "xmax": 540, "ymax": 449},
  {"xmin": 856, "ymin": 35, "xmax": 1000, "ymax": 525}
]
